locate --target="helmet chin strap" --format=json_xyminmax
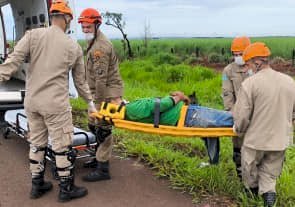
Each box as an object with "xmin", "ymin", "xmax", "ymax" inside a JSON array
[
  {"xmin": 86, "ymin": 22, "xmax": 101, "ymax": 53},
  {"xmin": 96, "ymin": 23, "xmax": 101, "ymax": 30},
  {"xmin": 254, "ymin": 59, "xmax": 268, "ymax": 72},
  {"xmin": 62, "ymin": 15, "xmax": 72, "ymax": 34},
  {"xmin": 254, "ymin": 61, "xmax": 260, "ymax": 72},
  {"xmin": 94, "ymin": 22, "xmax": 101, "ymax": 37}
]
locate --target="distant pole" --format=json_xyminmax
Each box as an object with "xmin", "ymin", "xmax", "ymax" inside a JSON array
[
  {"xmin": 221, "ymin": 47, "xmax": 225, "ymax": 56},
  {"xmin": 195, "ymin": 47, "xmax": 200, "ymax": 57},
  {"xmin": 292, "ymin": 49, "xmax": 295, "ymax": 66}
]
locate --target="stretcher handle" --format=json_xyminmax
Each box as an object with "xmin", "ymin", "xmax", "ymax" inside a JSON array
[
  {"xmin": 16, "ymin": 112, "xmax": 27, "ymax": 133},
  {"xmin": 74, "ymin": 131, "xmax": 90, "ymax": 147}
]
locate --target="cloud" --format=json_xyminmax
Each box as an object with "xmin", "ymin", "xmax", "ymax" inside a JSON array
[
  {"xmin": 2, "ymin": 0, "xmax": 295, "ymax": 40},
  {"xmin": 73, "ymin": 0, "xmax": 295, "ymax": 38}
]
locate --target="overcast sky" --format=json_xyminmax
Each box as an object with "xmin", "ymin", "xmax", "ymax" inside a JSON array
[{"xmin": 2, "ymin": 0, "xmax": 295, "ymax": 39}]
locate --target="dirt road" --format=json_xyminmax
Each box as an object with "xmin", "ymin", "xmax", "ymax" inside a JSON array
[{"xmin": 0, "ymin": 134, "xmax": 198, "ymax": 207}]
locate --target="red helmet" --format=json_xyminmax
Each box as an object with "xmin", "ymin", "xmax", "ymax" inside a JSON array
[{"xmin": 78, "ymin": 8, "xmax": 102, "ymax": 24}]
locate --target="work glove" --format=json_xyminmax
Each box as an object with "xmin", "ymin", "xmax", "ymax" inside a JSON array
[
  {"xmin": 122, "ymin": 99, "xmax": 129, "ymax": 105},
  {"xmin": 110, "ymin": 97, "xmax": 123, "ymax": 105},
  {"xmin": 88, "ymin": 101, "xmax": 97, "ymax": 116}
]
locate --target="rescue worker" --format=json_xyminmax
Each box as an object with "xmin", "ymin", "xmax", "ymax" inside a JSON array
[
  {"xmin": 78, "ymin": 8, "xmax": 124, "ymax": 182},
  {"xmin": 0, "ymin": 0, "xmax": 96, "ymax": 202},
  {"xmin": 222, "ymin": 36, "xmax": 251, "ymax": 177},
  {"xmin": 233, "ymin": 42, "xmax": 295, "ymax": 207}
]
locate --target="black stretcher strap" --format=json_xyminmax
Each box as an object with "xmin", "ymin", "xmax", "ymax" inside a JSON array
[
  {"xmin": 117, "ymin": 102, "xmax": 125, "ymax": 113},
  {"xmin": 154, "ymin": 98, "xmax": 161, "ymax": 128},
  {"xmin": 103, "ymin": 102, "xmax": 108, "ymax": 110}
]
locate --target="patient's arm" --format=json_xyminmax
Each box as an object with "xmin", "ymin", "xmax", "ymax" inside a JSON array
[{"xmin": 170, "ymin": 91, "xmax": 190, "ymax": 105}]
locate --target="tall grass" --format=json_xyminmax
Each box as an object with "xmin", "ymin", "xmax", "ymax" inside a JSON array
[
  {"xmin": 120, "ymin": 57, "xmax": 223, "ymax": 108},
  {"xmin": 110, "ymin": 37, "xmax": 295, "ymax": 60},
  {"xmin": 71, "ymin": 55, "xmax": 295, "ymax": 206}
]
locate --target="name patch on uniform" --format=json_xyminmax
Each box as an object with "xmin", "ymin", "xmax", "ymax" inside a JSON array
[
  {"xmin": 93, "ymin": 50, "xmax": 103, "ymax": 59},
  {"xmin": 222, "ymin": 74, "xmax": 228, "ymax": 81}
]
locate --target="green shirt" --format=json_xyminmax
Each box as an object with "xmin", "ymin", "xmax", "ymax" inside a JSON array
[{"xmin": 125, "ymin": 96, "xmax": 184, "ymax": 126}]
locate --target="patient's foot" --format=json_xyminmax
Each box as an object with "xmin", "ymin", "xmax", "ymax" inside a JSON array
[{"xmin": 188, "ymin": 91, "xmax": 198, "ymax": 105}]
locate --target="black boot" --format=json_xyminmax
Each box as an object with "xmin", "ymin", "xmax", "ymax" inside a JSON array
[
  {"xmin": 233, "ymin": 148, "xmax": 242, "ymax": 180},
  {"xmin": 30, "ymin": 176, "xmax": 53, "ymax": 199},
  {"xmin": 245, "ymin": 187, "xmax": 259, "ymax": 197},
  {"xmin": 58, "ymin": 176, "xmax": 88, "ymax": 202},
  {"xmin": 83, "ymin": 158, "xmax": 98, "ymax": 168},
  {"xmin": 263, "ymin": 192, "xmax": 276, "ymax": 207},
  {"xmin": 203, "ymin": 138, "xmax": 220, "ymax": 164},
  {"xmin": 82, "ymin": 161, "xmax": 111, "ymax": 182},
  {"xmin": 250, "ymin": 187, "xmax": 259, "ymax": 196}
]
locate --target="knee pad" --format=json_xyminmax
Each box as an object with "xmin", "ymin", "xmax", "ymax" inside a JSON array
[
  {"xmin": 54, "ymin": 148, "xmax": 76, "ymax": 164},
  {"xmin": 29, "ymin": 146, "xmax": 47, "ymax": 177},
  {"xmin": 54, "ymin": 148, "xmax": 77, "ymax": 176},
  {"xmin": 30, "ymin": 145, "xmax": 47, "ymax": 154}
]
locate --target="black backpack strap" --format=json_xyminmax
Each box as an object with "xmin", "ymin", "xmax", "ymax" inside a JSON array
[{"xmin": 154, "ymin": 97, "xmax": 161, "ymax": 128}]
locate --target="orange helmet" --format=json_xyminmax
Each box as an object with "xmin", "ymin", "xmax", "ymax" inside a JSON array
[
  {"xmin": 231, "ymin": 36, "xmax": 251, "ymax": 52},
  {"xmin": 242, "ymin": 42, "xmax": 271, "ymax": 62},
  {"xmin": 78, "ymin": 8, "xmax": 102, "ymax": 24},
  {"xmin": 50, "ymin": 0, "xmax": 73, "ymax": 19}
]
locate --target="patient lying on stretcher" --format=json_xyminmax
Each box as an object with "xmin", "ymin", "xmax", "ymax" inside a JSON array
[{"xmin": 120, "ymin": 91, "xmax": 233, "ymax": 128}]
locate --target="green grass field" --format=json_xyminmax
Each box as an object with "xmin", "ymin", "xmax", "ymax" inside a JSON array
[
  {"xmin": 108, "ymin": 37, "xmax": 295, "ymax": 61},
  {"xmin": 71, "ymin": 53, "xmax": 295, "ymax": 206}
]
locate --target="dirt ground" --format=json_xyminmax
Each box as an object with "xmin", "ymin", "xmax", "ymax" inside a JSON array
[{"xmin": 0, "ymin": 133, "xmax": 202, "ymax": 207}]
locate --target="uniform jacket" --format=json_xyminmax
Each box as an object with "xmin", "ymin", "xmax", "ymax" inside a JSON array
[
  {"xmin": 233, "ymin": 68, "xmax": 295, "ymax": 150},
  {"xmin": 222, "ymin": 62, "xmax": 248, "ymax": 111},
  {"xmin": 0, "ymin": 25, "xmax": 92, "ymax": 113},
  {"xmin": 86, "ymin": 30, "xmax": 123, "ymax": 106}
]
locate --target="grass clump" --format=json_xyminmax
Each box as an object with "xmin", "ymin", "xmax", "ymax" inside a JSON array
[{"xmin": 151, "ymin": 52, "xmax": 182, "ymax": 65}]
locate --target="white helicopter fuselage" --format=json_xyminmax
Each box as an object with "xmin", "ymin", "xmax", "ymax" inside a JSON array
[{"xmin": 0, "ymin": 0, "xmax": 78, "ymax": 111}]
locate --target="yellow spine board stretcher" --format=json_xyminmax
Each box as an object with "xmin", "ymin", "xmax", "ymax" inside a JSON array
[{"xmin": 92, "ymin": 102, "xmax": 236, "ymax": 137}]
